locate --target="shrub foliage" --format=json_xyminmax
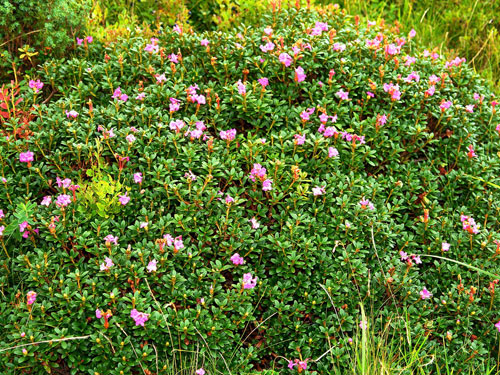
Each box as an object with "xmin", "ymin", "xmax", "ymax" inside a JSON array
[{"xmin": 1, "ymin": 6, "xmax": 500, "ymax": 374}]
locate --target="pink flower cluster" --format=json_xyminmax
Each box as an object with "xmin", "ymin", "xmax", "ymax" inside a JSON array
[
  {"xmin": 461, "ymin": 215, "xmax": 479, "ymax": 234},
  {"xmin": 131, "ymin": 309, "xmax": 149, "ymax": 326},
  {"xmin": 112, "ymin": 87, "xmax": 128, "ymax": 102},
  {"xmin": 359, "ymin": 198, "xmax": 375, "ymax": 211},
  {"xmin": 399, "ymin": 251, "xmax": 422, "ymax": 265},
  {"xmin": 383, "ymin": 83, "xmax": 401, "ymax": 101},
  {"xmin": 27, "ymin": 291, "xmax": 37, "ymax": 305},
  {"xmin": 100, "ymin": 257, "xmax": 114, "ymax": 271},
  {"xmin": 187, "ymin": 84, "xmax": 206, "ymax": 105},
  {"xmin": 220, "ymin": 129, "xmax": 237, "ymax": 142},
  {"xmin": 242, "ymin": 273, "xmax": 258, "ymax": 289},
  {"xmin": 288, "ymin": 359, "xmax": 308, "ymax": 371},
  {"xmin": 144, "ymin": 38, "xmax": 159, "ymax": 53},
  {"xmin": 19, "ymin": 151, "xmax": 34, "ymax": 163},
  {"xmin": 29, "ymin": 79, "xmax": 44, "ymax": 93},
  {"xmin": 230, "ymin": 253, "xmax": 245, "ymax": 265}
]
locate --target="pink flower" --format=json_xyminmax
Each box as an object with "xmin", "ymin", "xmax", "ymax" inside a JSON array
[
  {"xmin": 27, "ymin": 291, "xmax": 37, "ymax": 305},
  {"xmin": 169, "ymin": 97, "xmax": 181, "ymax": 112},
  {"xmin": 465, "ymin": 104, "xmax": 474, "ymax": 113},
  {"xmin": 230, "ymin": 253, "xmax": 245, "ymax": 265},
  {"xmin": 86, "ymin": 36, "xmax": 93, "ymax": 43},
  {"xmin": 168, "ymin": 53, "xmax": 179, "ymax": 63},
  {"xmin": 130, "ymin": 309, "xmax": 149, "ymax": 326},
  {"xmin": 170, "ymin": 119, "xmax": 185, "ymax": 133},
  {"xmin": 376, "ymin": 114, "xmax": 388, "ymax": 127},
  {"xmin": 467, "ymin": 145, "xmax": 477, "ymax": 159},
  {"xmin": 144, "ymin": 43, "xmax": 159, "ymax": 53},
  {"xmin": 259, "ymin": 42, "xmax": 275, "ymax": 52},
  {"xmin": 404, "ymin": 71, "xmax": 420, "ymax": 83},
  {"xmin": 425, "ymin": 85, "xmax": 436, "ymax": 97},
  {"xmin": 55, "ymin": 194, "xmax": 72, "ymax": 208},
  {"xmin": 195, "ymin": 368, "xmax": 205, "ymax": 375},
  {"xmin": 461, "ymin": 215, "xmax": 479, "ymax": 234},
  {"xmin": 136, "ymin": 92, "xmax": 146, "ymax": 101},
  {"xmin": 41, "ymin": 196, "xmax": 52, "ymax": 206},
  {"xmin": 76, "ymin": 37, "xmax": 83, "ymax": 45},
  {"xmin": 200, "ymin": 39, "xmax": 209, "ymax": 46},
  {"xmin": 294, "ymin": 134, "xmax": 306, "ymax": 145},
  {"xmin": 134, "ymin": 172, "xmax": 143, "ymax": 184},
  {"xmin": 258, "ymin": 77, "xmax": 269, "ymax": 88},
  {"xmin": 288, "ymin": 361, "xmax": 296, "ymax": 369},
  {"xmin": 495, "ymin": 321, "xmax": 500, "ymax": 332},
  {"xmin": 225, "ymin": 195, "xmax": 235, "ymax": 205},
  {"xmin": 236, "ymin": 80, "xmax": 246, "ymax": 95},
  {"xmin": 220, "ymin": 129, "xmax": 237, "ymax": 141},
  {"xmin": 250, "ymin": 217, "xmax": 260, "ymax": 229},
  {"xmin": 442, "ymin": 242, "xmax": 450, "ymax": 251},
  {"xmin": 328, "ymin": 147, "xmax": 339, "ymax": 158},
  {"xmin": 333, "ymin": 42, "xmax": 346, "ymax": 52},
  {"xmin": 0, "ymin": 225, "xmax": 5, "ymax": 237},
  {"xmin": 263, "ymin": 27, "xmax": 273, "ymax": 35},
  {"xmin": 359, "ymin": 198, "xmax": 375, "ymax": 211},
  {"xmin": 174, "ymin": 236, "xmax": 184, "ymax": 251},
  {"xmin": 359, "ymin": 320, "xmax": 368, "ymax": 330},
  {"xmin": 19, "ymin": 151, "xmax": 34, "ymax": 163},
  {"xmin": 126, "ymin": 134, "xmax": 136, "ymax": 143},
  {"xmin": 100, "ymin": 256, "xmax": 114, "ymax": 271},
  {"xmin": 278, "ymin": 53, "xmax": 293, "ymax": 67},
  {"xmin": 440, "ymin": 100, "xmax": 452, "ymax": 112},
  {"xmin": 324, "ymin": 127, "xmax": 338, "ymax": 137},
  {"xmin": 0, "ymin": 209, "xmax": 3, "ymax": 219},
  {"xmin": 295, "ymin": 66, "xmax": 306, "ymax": 83},
  {"xmin": 104, "ymin": 235, "xmax": 118, "ymax": 245},
  {"xmin": 383, "ymin": 83, "xmax": 401, "ymax": 101},
  {"xmin": 96, "ymin": 309, "xmax": 102, "ymax": 319},
  {"xmin": 400, "ymin": 251, "xmax": 408, "ymax": 261},
  {"xmin": 249, "ymin": 163, "xmax": 267, "ymax": 182},
  {"xmin": 262, "ymin": 179, "xmax": 273, "ymax": 191},
  {"xmin": 156, "ymin": 74, "xmax": 167, "ymax": 83},
  {"xmin": 409, "ymin": 29, "xmax": 417, "ymax": 38},
  {"xmin": 29, "ymin": 79, "xmax": 44, "ymax": 93},
  {"xmin": 147, "ymin": 259, "xmax": 157, "ymax": 273},
  {"xmin": 66, "ymin": 110, "xmax": 79, "ymax": 118},
  {"xmin": 336, "ymin": 89, "xmax": 349, "ymax": 100},
  {"xmin": 118, "ymin": 193, "xmax": 130, "ymax": 205},
  {"xmin": 319, "ymin": 113, "xmax": 329, "ymax": 124},
  {"xmin": 300, "ymin": 107, "xmax": 315, "ymax": 121},
  {"xmin": 420, "ymin": 287, "xmax": 432, "ymax": 300},
  {"xmin": 312, "ymin": 186, "xmax": 326, "ymax": 196},
  {"xmin": 242, "ymin": 273, "xmax": 258, "ymax": 289},
  {"xmin": 297, "ymin": 361, "xmax": 308, "ymax": 370}
]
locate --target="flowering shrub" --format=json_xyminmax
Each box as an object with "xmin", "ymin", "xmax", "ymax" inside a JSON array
[{"xmin": 1, "ymin": 6, "xmax": 500, "ymax": 374}]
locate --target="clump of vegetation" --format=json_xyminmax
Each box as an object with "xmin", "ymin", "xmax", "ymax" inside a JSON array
[{"xmin": 0, "ymin": 5, "xmax": 499, "ymax": 374}]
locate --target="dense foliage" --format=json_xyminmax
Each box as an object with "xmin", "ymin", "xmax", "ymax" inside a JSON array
[{"xmin": 1, "ymin": 6, "xmax": 500, "ymax": 374}]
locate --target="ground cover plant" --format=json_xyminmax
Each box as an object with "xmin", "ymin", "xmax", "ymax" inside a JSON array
[{"xmin": 1, "ymin": 4, "xmax": 500, "ymax": 374}]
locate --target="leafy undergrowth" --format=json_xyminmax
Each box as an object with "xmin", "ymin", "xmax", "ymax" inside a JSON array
[{"xmin": 1, "ymin": 6, "xmax": 500, "ymax": 375}]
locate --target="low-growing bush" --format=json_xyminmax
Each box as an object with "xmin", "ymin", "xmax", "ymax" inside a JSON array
[{"xmin": 1, "ymin": 5, "xmax": 500, "ymax": 374}]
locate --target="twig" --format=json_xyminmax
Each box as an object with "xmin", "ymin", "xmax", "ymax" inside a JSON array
[{"xmin": 0, "ymin": 335, "xmax": 90, "ymax": 352}]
